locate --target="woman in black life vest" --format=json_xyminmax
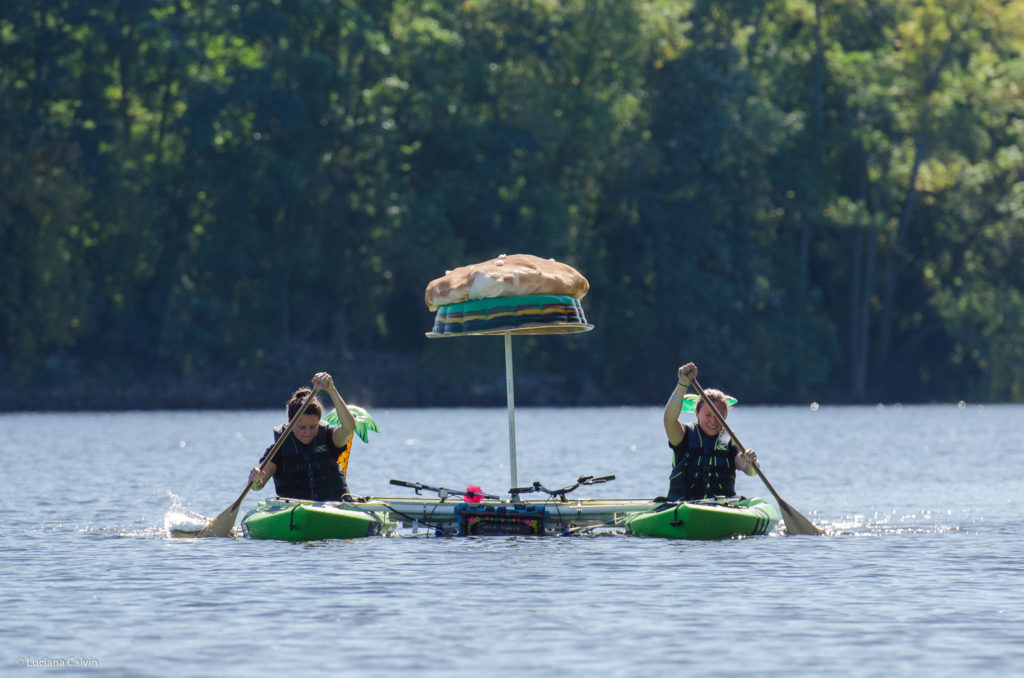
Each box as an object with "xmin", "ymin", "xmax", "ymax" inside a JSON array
[
  {"xmin": 247, "ymin": 372, "xmax": 357, "ymax": 501},
  {"xmin": 663, "ymin": 362, "xmax": 757, "ymax": 501}
]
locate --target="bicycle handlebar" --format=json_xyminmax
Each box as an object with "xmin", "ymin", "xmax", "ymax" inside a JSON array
[
  {"xmin": 509, "ymin": 474, "xmax": 616, "ymax": 500},
  {"xmin": 391, "ymin": 474, "xmax": 614, "ymax": 502},
  {"xmin": 389, "ymin": 478, "xmax": 501, "ymax": 501}
]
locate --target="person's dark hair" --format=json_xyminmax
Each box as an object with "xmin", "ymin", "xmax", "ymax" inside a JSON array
[
  {"xmin": 697, "ymin": 388, "xmax": 730, "ymax": 417},
  {"xmin": 287, "ymin": 387, "xmax": 323, "ymax": 420}
]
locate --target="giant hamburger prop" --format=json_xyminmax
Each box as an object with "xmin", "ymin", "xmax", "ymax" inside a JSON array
[
  {"xmin": 425, "ymin": 253, "xmax": 593, "ymax": 336},
  {"xmin": 424, "ymin": 254, "xmax": 594, "ymax": 491}
]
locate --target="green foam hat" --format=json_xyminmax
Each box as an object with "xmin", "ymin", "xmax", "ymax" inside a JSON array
[
  {"xmin": 323, "ymin": 405, "xmax": 380, "ymax": 443},
  {"xmin": 680, "ymin": 393, "xmax": 737, "ymax": 414}
]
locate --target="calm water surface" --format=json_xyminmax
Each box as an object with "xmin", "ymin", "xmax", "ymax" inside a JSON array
[{"xmin": 2, "ymin": 404, "xmax": 1023, "ymax": 677}]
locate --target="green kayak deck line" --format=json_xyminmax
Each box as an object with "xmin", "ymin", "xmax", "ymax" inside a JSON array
[
  {"xmin": 241, "ymin": 498, "xmax": 397, "ymax": 541},
  {"xmin": 621, "ymin": 497, "xmax": 780, "ymax": 539}
]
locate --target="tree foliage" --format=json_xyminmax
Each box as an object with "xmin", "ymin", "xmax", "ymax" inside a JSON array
[{"xmin": 2, "ymin": 0, "xmax": 1022, "ymax": 405}]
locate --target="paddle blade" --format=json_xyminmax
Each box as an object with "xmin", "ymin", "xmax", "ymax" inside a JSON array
[
  {"xmin": 749, "ymin": 461, "xmax": 822, "ymax": 536},
  {"xmin": 197, "ymin": 503, "xmax": 241, "ymax": 538},
  {"xmin": 777, "ymin": 499, "xmax": 823, "ymax": 536}
]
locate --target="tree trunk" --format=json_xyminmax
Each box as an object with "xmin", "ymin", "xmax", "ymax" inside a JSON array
[
  {"xmin": 875, "ymin": 25, "xmax": 958, "ymax": 374},
  {"xmin": 876, "ymin": 138, "xmax": 924, "ymax": 370}
]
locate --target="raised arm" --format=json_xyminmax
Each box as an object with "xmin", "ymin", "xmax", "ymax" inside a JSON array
[
  {"xmin": 313, "ymin": 372, "xmax": 356, "ymax": 448},
  {"xmin": 664, "ymin": 363, "xmax": 696, "ymax": 446}
]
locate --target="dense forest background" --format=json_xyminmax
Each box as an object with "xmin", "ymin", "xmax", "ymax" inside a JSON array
[{"xmin": 2, "ymin": 0, "xmax": 1023, "ymax": 410}]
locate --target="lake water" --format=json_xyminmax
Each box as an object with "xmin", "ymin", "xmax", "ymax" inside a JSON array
[{"xmin": 2, "ymin": 404, "xmax": 1023, "ymax": 677}]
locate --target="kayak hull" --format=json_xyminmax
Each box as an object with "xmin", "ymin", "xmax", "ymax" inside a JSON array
[
  {"xmin": 622, "ymin": 497, "xmax": 779, "ymax": 539},
  {"xmin": 241, "ymin": 499, "xmax": 396, "ymax": 541},
  {"xmin": 239, "ymin": 496, "xmax": 777, "ymax": 540}
]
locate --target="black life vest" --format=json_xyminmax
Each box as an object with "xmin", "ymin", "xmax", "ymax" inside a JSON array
[
  {"xmin": 261, "ymin": 422, "xmax": 350, "ymax": 501},
  {"xmin": 667, "ymin": 424, "xmax": 737, "ymax": 500}
]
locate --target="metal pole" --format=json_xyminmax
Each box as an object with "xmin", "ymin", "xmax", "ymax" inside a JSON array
[{"xmin": 504, "ymin": 330, "xmax": 518, "ymax": 492}]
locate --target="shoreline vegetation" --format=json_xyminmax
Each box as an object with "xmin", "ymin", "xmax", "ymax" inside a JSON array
[
  {"xmin": 4, "ymin": 3, "xmax": 1023, "ymax": 407},
  {"xmin": 0, "ymin": 344, "xmax": 610, "ymax": 411},
  {"xmin": 0, "ymin": 343, "xmax": 971, "ymax": 413}
]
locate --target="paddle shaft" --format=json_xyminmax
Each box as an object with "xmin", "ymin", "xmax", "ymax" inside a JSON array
[{"xmin": 228, "ymin": 389, "xmax": 319, "ymax": 512}]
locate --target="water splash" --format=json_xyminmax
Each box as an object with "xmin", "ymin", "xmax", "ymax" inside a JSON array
[{"xmin": 163, "ymin": 492, "xmax": 211, "ymax": 538}]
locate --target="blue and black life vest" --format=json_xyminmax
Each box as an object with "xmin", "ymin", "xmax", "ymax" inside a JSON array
[
  {"xmin": 261, "ymin": 422, "xmax": 350, "ymax": 501},
  {"xmin": 667, "ymin": 424, "xmax": 738, "ymax": 500}
]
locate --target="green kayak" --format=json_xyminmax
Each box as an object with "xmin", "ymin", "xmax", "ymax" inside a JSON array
[
  {"xmin": 241, "ymin": 498, "xmax": 396, "ymax": 541},
  {"xmin": 622, "ymin": 497, "xmax": 779, "ymax": 539}
]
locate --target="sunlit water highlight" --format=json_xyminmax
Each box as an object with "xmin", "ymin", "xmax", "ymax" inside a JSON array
[{"xmin": 2, "ymin": 405, "xmax": 1023, "ymax": 676}]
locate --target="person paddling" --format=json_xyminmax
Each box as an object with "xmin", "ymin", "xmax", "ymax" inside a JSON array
[
  {"xmin": 248, "ymin": 372, "xmax": 357, "ymax": 501},
  {"xmin": 663, "ymin": 363, "xmax": 757, "ymax": 501}
]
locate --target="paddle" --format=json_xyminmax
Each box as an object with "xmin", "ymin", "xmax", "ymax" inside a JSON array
[
  {"xmin": 689, "ymin": 379, "xmax": 823, "ymax": 536},
  {"xmin": 197, "ymin": 389, "xmax": 319, "ymax": 537}
]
